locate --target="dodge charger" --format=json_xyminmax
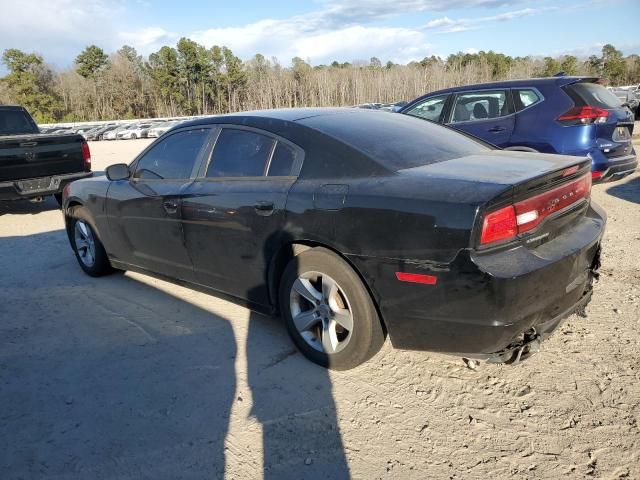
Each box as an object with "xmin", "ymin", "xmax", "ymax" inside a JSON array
[{"xmin": 62, "ymin": 108, "xmax": 605, "ymax": 370}]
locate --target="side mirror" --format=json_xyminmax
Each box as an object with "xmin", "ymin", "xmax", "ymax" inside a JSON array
[{"xmin": 106, "ymin": 163, "xmax": 130, "ymax": 181}]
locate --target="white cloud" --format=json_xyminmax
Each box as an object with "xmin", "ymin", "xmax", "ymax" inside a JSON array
[
  {"xmin": 0, "ymin": 0, "xmax": 123, "ymax": 67},
  {"xmin": 119, "ymin": 27, "xmax": 178, "ymax": 53},
  {"xmin": 425, "ymin": 7, "xmax": 544, "ymax": 34},
  {"xmin": 191, "ymin": 19, "xmax": 432, "ymax": 65}
]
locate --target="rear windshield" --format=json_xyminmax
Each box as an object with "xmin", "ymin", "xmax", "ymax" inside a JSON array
[
  {"xmin": 300, "ymin": 111, "xmax": 490, "ymax": 171},
  {"xmin": 565, "ymin": 82, "xmax": 622, "ymax": 109},
  {"xmin": 0, "ymin": 109, "xmax": 38, "ymax": 136}
]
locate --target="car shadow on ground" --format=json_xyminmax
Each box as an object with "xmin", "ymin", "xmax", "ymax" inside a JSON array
[
  {"xmin": 0, "ymin": 229, "xmax": 349, "ymax": 479},
  {"xmin": 0, "ymin": 196, "xmax": 60, "ymax": 216},
  {"xmin": 606, "ymin": 175, "xmax": 640, "ymax": 204}
]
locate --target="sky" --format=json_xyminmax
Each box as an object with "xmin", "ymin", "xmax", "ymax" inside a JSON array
[{"xmin": 1, "ymin": 0, "xmax": 639, "ymax": 71}]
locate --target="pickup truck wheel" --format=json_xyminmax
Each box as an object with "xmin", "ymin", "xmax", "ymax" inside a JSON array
[
  {"xmin": 131, "ymin": 134, "xmax": 137, "ymax": 139},
  {"xmin": 68, "ymin": 207, "xmax": 113, "ymax": 277},
  {"xmin": 279, "ymin": 247, "xmax": 385, "ymax": 370}
]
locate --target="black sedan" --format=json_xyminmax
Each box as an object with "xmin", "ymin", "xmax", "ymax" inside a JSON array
[{"xmin": 62, "ymin": 108, "xmax": 605, "ymax": 369}]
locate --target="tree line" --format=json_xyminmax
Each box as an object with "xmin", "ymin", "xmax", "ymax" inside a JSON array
[{"xmin": 1, "ymin": 40, "xmax": 638, "ymax": 124}]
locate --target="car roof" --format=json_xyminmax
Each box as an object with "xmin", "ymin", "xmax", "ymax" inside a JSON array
[
  {"xmin": 410, "ymin": 76, "xmax": 598, "ymax": 99},
  {"xmin": 179, "ymin": 107, "xmax": 353, "ymax": 128},
  {"xmin": 173, "ymin": 107, "xmax": 490, "ymax": 176}
]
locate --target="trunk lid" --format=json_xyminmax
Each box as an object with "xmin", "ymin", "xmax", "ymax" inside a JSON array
[
  {"xmin": 0, "ymin": 133, "xmax": 87, "ymax": 182},
  {"xmin": 400, "ymin": 150, "xmax": 592, "ymax": 249}
]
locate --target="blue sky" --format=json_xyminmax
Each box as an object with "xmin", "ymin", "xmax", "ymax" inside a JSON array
[{"xmin": 1, "ymin": 0, "xmax": 639, "ymax": 70}]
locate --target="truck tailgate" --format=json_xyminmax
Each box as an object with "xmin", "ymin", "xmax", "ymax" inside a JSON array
[{"xmin": 0, "ymin": 133, "xmax": 86, "ymax": 182}]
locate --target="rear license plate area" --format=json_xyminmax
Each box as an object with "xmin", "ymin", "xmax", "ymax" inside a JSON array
[{"xmin": 16, "ymin": 177, "xmax": 54, "ymax": 193}]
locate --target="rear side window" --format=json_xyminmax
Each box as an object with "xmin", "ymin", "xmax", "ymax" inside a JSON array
[
  {"xmin": 513, "ymin": 89, "xmax": 541, "ymax": 111},
  {"xmin": 450, "ymin": 90, "xmax": 510, "ymax": 123},
  {"xmin": 0, "ymin": 109, "xmax": 38, "ymax": 136},
  {"xmin": 134, "ymin": 128, "xmax": 209, "ymax": 180},
  {"xmin": 267, "ymin": 142, "xmax": 300, "ymax": 176},
  {"xmin": 207, "ymin": 129, "xmax": 275, "ymax": 177},
  {"xmin": 565, "ymin": 82, "xmax": 622, "ymax": 109},
  {"xmin": 403, "ymin": 94, "xmax": 449, "ymax": 123}
]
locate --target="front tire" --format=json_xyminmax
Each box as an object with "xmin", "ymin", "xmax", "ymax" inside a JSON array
[
  {"xmin": 279, "ymin": 247, "xmax": 385, "ymax": 370},
  {"xmin": 68, "ymin": 206, "xmax": 113, "ymax": 277}
]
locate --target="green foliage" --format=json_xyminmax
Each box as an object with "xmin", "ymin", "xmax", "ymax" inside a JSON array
[
  {"xmin": 1, "ymin": 49, "xmax": 61, "ymax": 122},
  {"xmin": 369, "ymin": 57, "xmax": 382, "ymax": 69},
  {"xmin": 601, "ymin": 44, "xmax": 625, "ymax": 83},
  {"xmin": 540, "ymin": 57, "xmax": 562, "ymax": 76},
  {"xmin": 3, "ymin": 42, "xmax": 639, "ymax": 122},
  {"xmin": 75, "ymin": 45, "xmax": 108, "ymax": 78},
  {"xmin": 560, "ymin": 56, "xmax": 579, "ymax": 76}
]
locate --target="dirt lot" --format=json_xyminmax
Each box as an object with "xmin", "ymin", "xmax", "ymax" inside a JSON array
[{"xmin": 1, "ymin": 138, "xmax": 639, "ymax": 479}]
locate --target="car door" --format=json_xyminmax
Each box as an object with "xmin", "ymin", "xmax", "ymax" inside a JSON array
[
  {"xmin": 105, "ymin": 126, "xmax": 214, "ymax": 281},
  {"xmin": 181, "ymin": 126, "xmax": 304, "ymax": 306},
  {"xmin": 446, "ymin": 89, "xmax": 514, "ymax": 147}
]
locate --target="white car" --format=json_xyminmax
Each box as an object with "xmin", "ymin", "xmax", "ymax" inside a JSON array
[
  {"xmin": 104, "ymin": 125, "xmax": 130, "ymax": 140},
  {"xmin": 147, "ymin": 121, "xmax": 180, "ymax": 138},
  {"xmin": 117, "ymin": 123, "xmax": 154, "ymax": 140}
]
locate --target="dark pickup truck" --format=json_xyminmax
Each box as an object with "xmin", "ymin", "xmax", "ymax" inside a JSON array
[{"xmin": 0, "ymin": 105, "xmax": 92, "ymax": 205}]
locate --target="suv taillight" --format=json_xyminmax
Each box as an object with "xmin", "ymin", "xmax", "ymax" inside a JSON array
[
  {"xmin": 81, "ymin": 141, "xmax": 91, "ymax": 171},
  {"xmin": 480, "ymin": 173, "xmax": 592, "ymax": 246},
  {"xmin": 557, "ymin": 106, "xmax": 609, "ymax": 125}
]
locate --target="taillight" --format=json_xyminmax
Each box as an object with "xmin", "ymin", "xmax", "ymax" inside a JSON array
[
  {"xmin": 480, "ymin": 173, "xmax": 591, "ymax": 246},
  {"xmin": 480, "ymin": 205, "xmax": 517, "ymax": 245},
  {"xmin": 591, "ymin": 171, "xmax": 604, "ymax": 180},
  {"xmin": 557, "ymin": 106, "xmax": 609, "ymax": 125},
  {"xmin": 81, "ymin": 141, "xmax": 91, "ymax": 171}
]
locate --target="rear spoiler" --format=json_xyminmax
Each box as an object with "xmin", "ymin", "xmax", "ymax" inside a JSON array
[{"xmin": 554, "ymin": 76, "xmax": 600, "ymax": 87}]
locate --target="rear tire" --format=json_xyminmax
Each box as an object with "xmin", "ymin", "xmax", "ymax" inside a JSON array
[
  {"xmin": 279, "ymin": 247, "xmax": 385, "ymax": 370},
  {"xmin": 68, "ymin": 206, "xmax": 113, "ymax": 277}
]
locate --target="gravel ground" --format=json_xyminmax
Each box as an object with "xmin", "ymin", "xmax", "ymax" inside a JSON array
[{"xmin": 1, "ymin": 138, "xmax": 639, "ymax": 479}]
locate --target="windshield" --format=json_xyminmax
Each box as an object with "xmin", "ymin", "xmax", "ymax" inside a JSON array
[{"xmin": 0, "ymin": 109, "xmax": 38, "ymax": 136}]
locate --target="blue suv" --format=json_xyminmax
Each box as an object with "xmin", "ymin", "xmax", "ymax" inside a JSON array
[{"xmin": 400, "ymin": 77, "xmax": 637, "ymax": 182}]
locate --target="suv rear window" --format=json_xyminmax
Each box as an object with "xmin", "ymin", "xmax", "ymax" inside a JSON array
[{"xmin": 565, "ymin": 82, "xmax": 622, "ymax": 109}]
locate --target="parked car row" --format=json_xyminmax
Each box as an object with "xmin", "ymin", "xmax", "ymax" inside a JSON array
[{"xmin": 40, "ymin": 118, "xmax": 189, "ymax": 141}]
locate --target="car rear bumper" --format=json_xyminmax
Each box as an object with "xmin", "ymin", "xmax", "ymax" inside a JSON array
[
  {"xmin": 0, "ymin": 171, "xmax": 92, "ymax": 200},
  {"xmin": 591, "ymin": 153, "xmax": 637, "ymax": 183},
  {"xmin": 347, "ymin": 202, "xmax": 606, "ymax": 361}
]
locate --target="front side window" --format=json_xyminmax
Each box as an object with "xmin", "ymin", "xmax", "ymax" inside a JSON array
[
  {"xmin": 404, "ymin": 94, "xmax": 449, "ymax": 122},
  {"xmin": 513, "ymin": 89, "xmax": 541, "ymax": 111},
  {"xmin": 134, "ymin": 128, "xmax": 209, "ymax": 180},
  {"xmin": 207, "ymin": 129, "xmax": 275, "ymax": 178},
  {"xmin": 450, "ymin": 90, "xmax": 509, "ymax": 123}
]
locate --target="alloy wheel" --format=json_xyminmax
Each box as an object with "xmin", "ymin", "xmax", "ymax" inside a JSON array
[
  {"xmin": 74, "ymin": 220, "xmax": 96, "ymax": 267},
  {"xmin": 289, "ymin": 271, "xmax": 353, "ymax": 354}
]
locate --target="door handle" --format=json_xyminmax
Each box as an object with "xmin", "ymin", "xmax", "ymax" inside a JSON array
[
  {"xmin": 254, "ymin": 201, "xmax": 275, "ymax": 216},
  {"xmin": 488, "ymin": 126, "xmax": 506, "ymax": 133},
  {"xmin": 163, "ymin": 200, "xmax": 178, "ymax": 214}
]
